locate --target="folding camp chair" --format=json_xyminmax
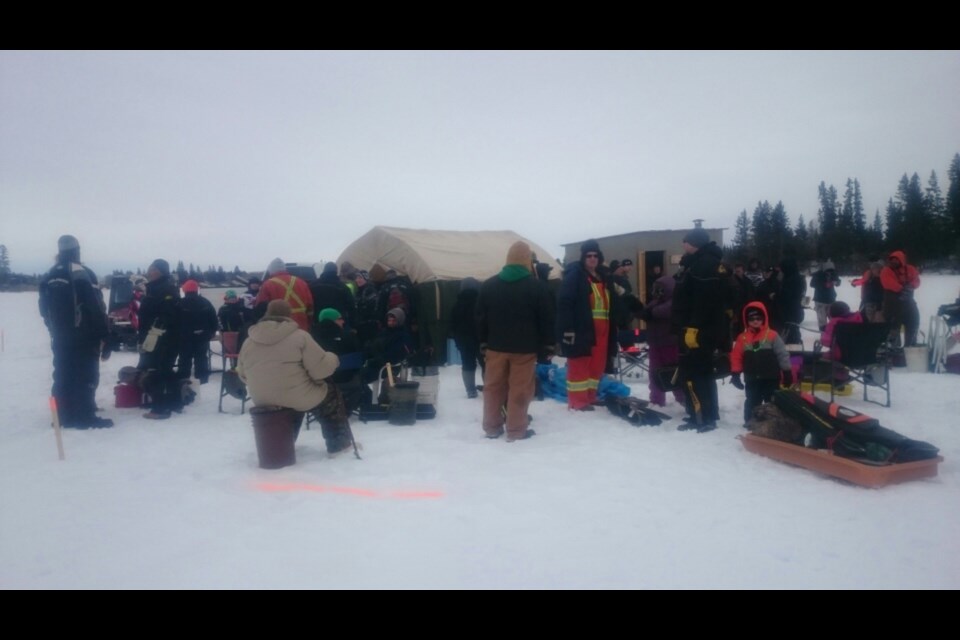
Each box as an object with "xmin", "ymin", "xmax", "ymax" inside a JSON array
[
  {"xmin": 616, "ymin": 344, "xmax": 649, "ymax": 382},
  {"xmin": 218, "ymin": 331, "xmax": 249, "ymax": 414},
  {"xmin": 813, "ymin": 322, "xmax": 892, "ymax": 407}
]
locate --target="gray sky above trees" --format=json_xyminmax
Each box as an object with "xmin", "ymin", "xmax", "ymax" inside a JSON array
[{"xmin": 2, "ymin": 50, "xmax": 958, "ymax": 276}]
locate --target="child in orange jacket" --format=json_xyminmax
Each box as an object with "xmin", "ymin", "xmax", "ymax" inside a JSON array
[{"xmin": 729, "ymin": 301, "xmax": 793, "ymax": 424}]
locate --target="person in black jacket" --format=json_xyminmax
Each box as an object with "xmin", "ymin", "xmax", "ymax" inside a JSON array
[
  {"xmin": 138, "ymin": 259, "xmax": 182, "ymax": 420},
  {"xmin": 477, "ymin": 241, "xmax": 555, "ymax": 441},
  {"xmin": 778, "ymin": 258, "xmax": 806, "ymax": 345},
  {"xmin": 177, "ymin": 280, "xmax": 218, "ymax": 384},
  {"xmin": 671, "ymin": 229, "xmax": 725, "ymax": 432},
  {"xmin": 308, "ymin": 262, "xmax": 356, "ymax": 331},
  {"xmin": 38, "ymin": 235, "xmax": 113, "ymax": 429},
  {"xmin": 810, "ymin": 260, "xmax": 841, "ymax": 331},
  {"xmin": 449, "ymin": 277, "xmax": 484, "ymax": 398},
  {"xmin": 557, "ymin": 239, "xmax": 617, "ymax": 411}
]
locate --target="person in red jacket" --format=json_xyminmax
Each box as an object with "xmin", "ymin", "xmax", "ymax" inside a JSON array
[
  {"xmin": 729, "ymin": 302, "xmax": 793, "ymax": 425},
  {"xmin": 254, "ymin": 258, "xmax": 314, "ymax": 333},
  {"xmin": 880, "ymin": 250, "xmax": 921, "ymax": 346}
]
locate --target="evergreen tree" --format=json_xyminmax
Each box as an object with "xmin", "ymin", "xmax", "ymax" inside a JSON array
[
  {"xmin": 816, "ymin": 182, "xmax": 840, "ymax": 260},
  {"xmin": 852, "ymin": 178, "xmax": 866, "ymax": 236},
  {"xmin": 730, "ymin": 209, "xmax": 751, "ymax": 263},
  {"xmin": 947, "ymin": 153, "xmax": 960, "ymax": 239},
  {"xmin": 751, "ymin": 201, "xmax": 775, "ymax": 267},
  {"xmin": 770, "ymin": 200, "xmax": 793, "ymax": 262},
  {"xmin": 176, "ymin": 260, "xmax": 188, "ymax": 283},
  {"xmin": 0, "ymin": 244, "xmax": 10, "ymax": 283}
]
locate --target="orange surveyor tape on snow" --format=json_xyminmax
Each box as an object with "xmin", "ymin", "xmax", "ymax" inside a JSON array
[{"xmin": 254, "ymin": 482, "xmax": 443, "ymax": 499}]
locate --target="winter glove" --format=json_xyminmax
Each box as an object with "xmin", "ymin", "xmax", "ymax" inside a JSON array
[
  {"xmin": 899, "ymin": 286, "xmax": 914, "ymax": 301},
  {"xmin": 730, "ymin": 373, "xmax": 744, "ymax": 390},
  {"xmin": 562, "ymin": 331, "xmax": 576, "ymax": 346},
  {"xmin": 683, "ymin": 327, "xmax": 699, "ymax": 349},
  {"xmin": 781, "ymin": 369, "xmax": 794, "ymax": 387}
]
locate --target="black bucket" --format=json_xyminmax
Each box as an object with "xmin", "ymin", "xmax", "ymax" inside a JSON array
[
  {"xmin": 249, "ymin": 405, "xmax": 301, "ymax": 469},
  {"xmin": 388, "ymin": 382, "xmax": 420, "ymax": 426}
]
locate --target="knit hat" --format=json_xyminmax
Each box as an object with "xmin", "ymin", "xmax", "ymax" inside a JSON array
[
  {"xmin": 682, "ymin": 228, "xmax": 710, "ymax": 248},
  {"xmin": 247, "ymin": 276, "xmax": 261, "ymax": 285},
  {"xmin": 356, "ymin": 270, "xmax": 370, "ymax": 281},
  {"xmin": 460, "ymin": 277, "xmax": 480, "ymax": 292},
  {"xmin": 620, "ymin": 258, "xmax": 634, "ymax": 268},
  {"xmin": 322, "ymin": 261, "xmax": 338, "ymax": 276},
  {"xmin": 318, "ymin": 307, "xmax": 342, "ymax": 323},
  {"xmin": 224, "ymin": 289, "xmax": 238, "ymax": 300},
  {"xmin": 265, "ymin": 299, "xmax": 292, "ymax": 318},
  {"xmin": 608, "ymin": 260, "xmax": 620, "ymax": 271},
  {"xmin": 149, "ymin": 259, "xmax": 170, "ymax": 277},
  {"xmin": 387, "ymin": 307, "xmax": 406, "ymax": 326},
  {"xmin": 822, "ymin": 260, "xmax": 836, "ymax": 271},
  {"xmin": 267, "ymin": 258, "xmax": 285, "ymax": 275},
  {"xmin": 57, "ymin": 235, "xmax": 80, "ymax": 252},
  {"xmin": 506, "ymin": 241, "xmax": 533, "ymax": 272},
  {"xmin": 181, "ymin": 279, "xmax": 199, "ymax": 294},
  {"xmin": 580, "ymin": 239, "xmax": 604, "ymax": 264}
]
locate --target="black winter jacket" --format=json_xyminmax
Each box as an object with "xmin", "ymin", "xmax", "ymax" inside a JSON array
[
  {"xmin": 671, "ymin": 242, "xmax": 726, "ymax": 350},
  {"xmin": 478, "ymin": 270, "xmax": 555, "ymax": 355}
]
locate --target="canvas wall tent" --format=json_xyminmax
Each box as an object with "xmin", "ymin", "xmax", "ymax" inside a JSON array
[{"xmin": 337, "ymin": 226, "xmax": 562, "ymax": 363}]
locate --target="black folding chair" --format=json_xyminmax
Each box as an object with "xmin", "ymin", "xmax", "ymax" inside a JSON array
[{"xmin": 814, "ymin": 322, "xmax": 892, "ymax": 407}]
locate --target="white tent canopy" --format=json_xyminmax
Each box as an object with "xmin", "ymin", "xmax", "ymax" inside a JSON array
[{"xmin": 336, "ymin": 226, "xmax": 562, "ymax": 283}]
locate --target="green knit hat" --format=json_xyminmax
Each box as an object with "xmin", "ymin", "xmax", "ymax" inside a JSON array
[{"xmin": 318, "ymin": 308, "xmax": 342, "ymax": 323}]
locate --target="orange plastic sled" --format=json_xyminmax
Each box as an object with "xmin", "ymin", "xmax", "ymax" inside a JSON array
[{"xmin": 739, "ymin": 434, "xmax": 943, "ymax": 488}]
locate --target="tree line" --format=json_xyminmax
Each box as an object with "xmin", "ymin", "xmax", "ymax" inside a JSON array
[{"xmin": 727, "ymin": 153, "xmax": 960, "ymax": 273}]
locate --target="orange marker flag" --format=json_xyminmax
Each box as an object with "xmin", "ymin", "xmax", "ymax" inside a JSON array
[{"xmin": 49, "ymin": 397, "xmax": 65, "ymax": 461}]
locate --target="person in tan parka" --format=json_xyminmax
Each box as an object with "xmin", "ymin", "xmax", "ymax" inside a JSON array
[{"xmin": 238, "ymin": 299, "xmax": 355, "ymax": 455}]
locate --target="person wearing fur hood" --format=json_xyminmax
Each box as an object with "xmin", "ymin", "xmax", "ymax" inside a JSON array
[
  {"xmin": 557, "ymin": 239, "xmax": 617, "ymax": 411},
  {"xmin": 238, "ymin": 300, "xmax": 353, "ymax": 455}
]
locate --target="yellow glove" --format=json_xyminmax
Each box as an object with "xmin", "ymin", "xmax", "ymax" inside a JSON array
[{"xmin": 684, "ymin": 327, "xmax": 699, "ymax": 349}]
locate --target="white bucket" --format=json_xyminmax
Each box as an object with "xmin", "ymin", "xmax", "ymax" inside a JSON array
[{"xmin": 903, "ymin": 346, "xmax": 929, "ymax": 373}]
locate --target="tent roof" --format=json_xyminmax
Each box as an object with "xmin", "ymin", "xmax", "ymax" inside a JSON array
[{"xmin": 336, "ymin": 226, "xmax": 562, "ymax": 283}]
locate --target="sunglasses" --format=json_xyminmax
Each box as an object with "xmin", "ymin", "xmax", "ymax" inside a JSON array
[{"xmin": 584, "ymin": 253, "xmax": 599, "ymax": 259}]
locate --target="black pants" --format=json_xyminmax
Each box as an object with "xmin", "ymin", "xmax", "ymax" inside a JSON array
[
  {"xmin": 51, "ymin": 337, "xmax": 100, "ymax": 425},
  {"xmin": 744, "ymin": 378, "xmax": 779, "ymax": 423},
  {"xmin": 140, "ymin": 348, "xmax": 182, "ymax": 416},
  {"xmin": 178, "ymin": 337, "xmax": 211, "ymax": 383},
  {"xmin": 680, "ymin": 347, "xmax": 719, "ymax": 424}
]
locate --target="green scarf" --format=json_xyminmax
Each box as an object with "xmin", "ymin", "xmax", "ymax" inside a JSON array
[{"xmin": 499, "ymin": 265, "xmax": 531, "ymax": 282}]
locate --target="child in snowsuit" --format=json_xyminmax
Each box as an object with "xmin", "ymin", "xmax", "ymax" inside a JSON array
[
  {"xmin": 639, "ymin": 274, "xmax": 684, "ymax": 407},
  {"xmin": 730, "ymin": 302, "xmax": 793, "ymax": 424}
]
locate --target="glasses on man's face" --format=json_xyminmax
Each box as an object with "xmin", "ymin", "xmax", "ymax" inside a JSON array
[{"xmin": 585, "ymin": 253, "xmax": 599, "ymax": 259}]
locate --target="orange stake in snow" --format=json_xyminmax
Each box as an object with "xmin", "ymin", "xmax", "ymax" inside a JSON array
[{"xmin": 49, "ymin": 397, "xmax": 65, "ymax": 461}]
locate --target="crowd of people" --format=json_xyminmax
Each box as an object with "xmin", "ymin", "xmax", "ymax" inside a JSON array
[{"xmin": 38, "ymin": 233, "xmax": 944, "ymax": 446}]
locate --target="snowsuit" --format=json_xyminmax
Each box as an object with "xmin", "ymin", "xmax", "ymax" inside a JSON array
[
  {"xmin": 640, "ymin": 274, "xmax": 684, "ymax": 407},
  {"xmin": 177, "ymin": 291, "xmax": 218, "ymax": 383},
  {"xmin": 672, "ymin": 242, "xmax": 726, "ymax": 425},
  {"xmin": 557, "ymin": 261, "xmax": 614, "ymax": 410},
  {"xmin": 880, "ymin": 250, "xmax": 921, "ymax": 347},
  {"xmin": 731, "ymin": 302, "xmax": 792, "ymax": 423},
  {"xmin": 138, "ymin": 275, "xmax": 182, "ymax": 417},
  {"xmin": 38, "ymin": 259, "xmax": 109, "ymax": 427}
]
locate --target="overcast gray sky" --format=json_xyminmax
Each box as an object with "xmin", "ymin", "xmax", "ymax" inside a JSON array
[{"xmin": 2, "ymin": 50, "xmax": 958, "ymax": 276}]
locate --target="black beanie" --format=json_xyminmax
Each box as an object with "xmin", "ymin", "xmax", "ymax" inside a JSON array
[
  {"xmin": 682, "ymin": 228, "xmax": 710, "ymax": 248},
  {"xmin": 149, "ymin": 259, "xmax": 170, "ymax": 277},
  {"xmin": 580, "ymin": 239, "xmax": 604, "ymax": 264}
]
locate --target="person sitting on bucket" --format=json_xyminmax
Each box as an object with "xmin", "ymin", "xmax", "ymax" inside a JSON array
[{"xmin": 237, "ymin": 299, "xmax": 356, "ymax": 456}]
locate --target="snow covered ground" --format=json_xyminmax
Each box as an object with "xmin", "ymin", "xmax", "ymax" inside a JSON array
[{"xmin": 2, "ymin": 276, "xmax": 958, "ymax": 589}]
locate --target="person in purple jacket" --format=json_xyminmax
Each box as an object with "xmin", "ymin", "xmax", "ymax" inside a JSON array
[{"xmin": 639, "ymin": 274, "xmax": 685, "ymax": 407}]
